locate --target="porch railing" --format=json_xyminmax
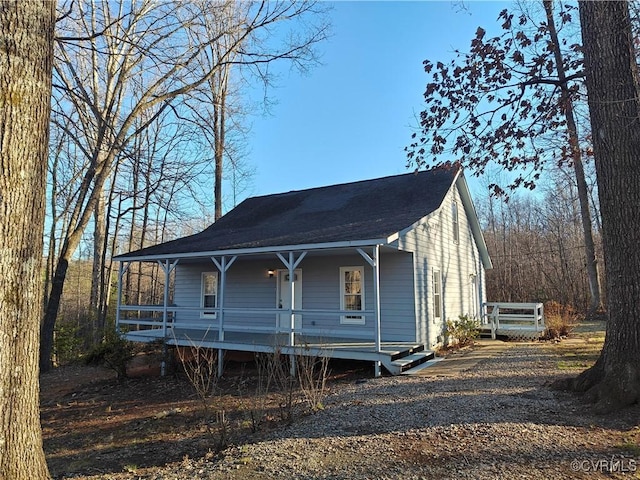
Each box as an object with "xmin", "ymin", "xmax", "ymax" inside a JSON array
[
  {"xmin": 482, "ymin": 302, "xmax": 545, "ymax": 340},
  {"xmin": 116, "ymin": 305, "xmax": 378, "ymax": 345}
]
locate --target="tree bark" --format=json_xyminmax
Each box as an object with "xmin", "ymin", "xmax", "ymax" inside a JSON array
[
  {"xmin": 570, "ymin": 0, "xmax": 640, "ymax": 411},
  {"xmin": 0, "ymin": 2, "xmax": 54, "ymax": 478}
]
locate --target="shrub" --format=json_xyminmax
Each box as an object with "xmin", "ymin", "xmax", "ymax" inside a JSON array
[
  {"xmin": 445, "ymin": 315, "xmax": 480, "ymax": 347},
  {"xmin": 296, "ymin": 351, "xmax": 330, "ymax": 414},
  {"xmin": 85, "ymin": 329, "xmax": 136, "ymax": 379},
  {"xmin": 54, "ymin": 322, "xmax": 84, "ymax": 365},
  {"xmin": 543, "ymin": 301, "xmax": 580, "ymax": 339}
]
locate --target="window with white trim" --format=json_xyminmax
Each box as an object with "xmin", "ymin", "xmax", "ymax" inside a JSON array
[
  {"xmin": 452, "ymin": 201, "xmax": 459, "ymax": 243},
  {"xmin": 433, "ymin": 269, "xmax": 442, "ymax": 322},
  {"xmin": 340, "ymin": 266, "xmax": 365, "ymax": 325},
  {"xmin": 201, "ymin": 272, "xmax": 218, "ymax": 318}
]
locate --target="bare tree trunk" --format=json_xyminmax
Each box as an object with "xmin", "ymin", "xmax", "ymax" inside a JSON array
[
  {"xmin": 544, "ymin": 0, "xmax": 602, "ymax": 315},
  {"xmin": 97, "ymin": 172, "xmax": 120, "ymax": 336},
  {"xmin": 0, "ymin": 2, "xmax": 54, "ymax": 478},
  {"xmin": 213, "ymin": 81, "xmax": 225, "ymax": 220},
  {"xmin": 569, "ymin": 0, "xmax": 640, "ymax": 411},
  {"xmin": 91, "ymin": 191, "xmax": 106, "ymax": 338},
  {"xmin": 136, "ymin": 156, "xmax": 153, "ymax": 306},
  {"xmin": 45, "ymin": 157, "xmax": 58, "ymax": 309},
  {"xmin": 101, "ymin": 189, "xmax": 125, "ymax": 328},
  {"xmin": 41, "ymin": 160, "xmax": 113, "ymax": 371}
]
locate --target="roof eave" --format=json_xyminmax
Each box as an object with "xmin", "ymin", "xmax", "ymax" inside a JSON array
[
  {"xmin": 455, "ymin": 173, "xmax": 493, "ymax": 270},
  {"xmin": 113, "ymin": 237, "xmax": 396, "ymax": 262}
]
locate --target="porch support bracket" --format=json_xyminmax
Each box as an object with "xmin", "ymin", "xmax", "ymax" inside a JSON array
[
  {"xmin": 358, "ymin": 246, "xmax": 382, "ymax": 377},
  {"xmin": 211, "ymin": 255, "xmax": 237, "ymax": 377},
  {"xmin": 276, "ymin": 251, "xmax": 307, "ymax": 270}
]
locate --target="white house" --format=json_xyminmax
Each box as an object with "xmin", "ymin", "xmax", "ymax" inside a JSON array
[{"xmin": 114, "ymin": 166, "xmax": 493, "ymax": 375}]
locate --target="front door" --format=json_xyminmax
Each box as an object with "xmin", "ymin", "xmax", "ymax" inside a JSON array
[{"xmin": 277, "ymin": 269, "xmax": 302, "ymax": 330}]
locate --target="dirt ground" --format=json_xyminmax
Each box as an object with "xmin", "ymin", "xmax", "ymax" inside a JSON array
[
  {"xmin": 40, "ymin": 352, "xmax": 370, "ymax": 478},
  {"xmin": 40, "ymin": 323, "xmax": 637, "ymax": 479}
]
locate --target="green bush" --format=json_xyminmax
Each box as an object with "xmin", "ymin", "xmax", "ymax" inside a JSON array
[
  {"xmin": 445, "ymin": 315, "xmax": 480, "ymax": 347},
  {"xmin": 85, "ymin": 329, "xmax": 136, "ymax": 379}
]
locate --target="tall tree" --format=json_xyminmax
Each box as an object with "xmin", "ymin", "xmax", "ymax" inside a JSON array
[
  {"xmin": 42, "ymin": 0, "xmax": 329, "ymax": 372},
  {"xmin": 569, "ymin": 1, "xmax": 640, "ymax": 411},
  {"xmin": 0, "ymin": 2, "xmax": 54, "ymax": 478},
  {"xmin": 190, "ymin": 1, "xmax": 243, "ymax": 221},
  {"xmin": 407, "ymin": 1, "xmax": 603, "ymax": 314}
]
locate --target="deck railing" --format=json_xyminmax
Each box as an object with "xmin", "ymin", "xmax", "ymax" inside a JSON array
[
  {"xmin": 116, "ymin": 305, "xmax": 379, "ymax": 345},
  {"xmin": 482, "ymin": 302, "xmax": 545, "ymax": 339}
]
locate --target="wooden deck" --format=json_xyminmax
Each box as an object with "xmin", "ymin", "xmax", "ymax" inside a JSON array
[
  {"xmin": 482, "ymin": 302, "xmax": 545, "ymax": 340},
  {"xmin": 122, "ymin": 327, "xmax": 433, "ymax": 375}
]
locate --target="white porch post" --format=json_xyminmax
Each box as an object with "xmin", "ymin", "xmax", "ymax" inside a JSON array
[
  {"xmin": 211, "ymin": 255, "xmax": 237, "ymax": 377},
  {"xmin": 358, "ymin": 245, "xmax": 382, "ymax": 377},
  {"xmin": 276, "ymin": 251, "xmax": 307, "ymax": 376},
  {"xmin": 288, "ymin": 251, "xmax": 295, "ymax": 348},
  {"xmin": 157, "ymin": 259, "xmax": 178, "ymax": 376},
  {"xmin": 157, "ymin": 259, "xmax": 179, "ymax": 338},
  {"xmin": 115, "ymin": 261, "xmax": 130, "ymax": 334},
  {"xmin": 373, "ymin": 245, "xmax": 381, "ymax": 373},
  {"xmin": 160, "ymin": 260, "xmax": 170, "ymax": 339}
]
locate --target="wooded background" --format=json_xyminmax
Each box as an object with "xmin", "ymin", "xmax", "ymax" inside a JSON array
[{"xmin": 45, "ymin": 0, "xmax": 606, "ymax": 365}]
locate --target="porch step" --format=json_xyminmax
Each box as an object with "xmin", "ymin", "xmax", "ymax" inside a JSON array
[
  {"xmin": 384, "ymin": 350, "xmax": 435, "ymax": 375},
  {"xmin": 389, "ymin": 344, "xmax": 425, "ymax": 361},
  {"xmin": 478, "ymin": 326, "xmax": 493, "ymax": 339},
  {"xmin": 401, "ymin": 357, "xmax": 444, "ymax": 375}
]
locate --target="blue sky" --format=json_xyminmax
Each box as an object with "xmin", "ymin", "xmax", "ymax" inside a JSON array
[{"xmin": 246, "ymin": 1, "xmax": 510, "ymax": 199}]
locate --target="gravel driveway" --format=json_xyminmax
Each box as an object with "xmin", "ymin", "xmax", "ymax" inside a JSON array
[{"xmin": 68, "ymin": 341, "xmax": 640, "ymax": 480}]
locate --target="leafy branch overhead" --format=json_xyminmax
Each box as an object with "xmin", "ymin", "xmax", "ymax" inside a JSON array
[{"xmin": 407, "ymin": 3, "xmax": 586, "ymax": 196}]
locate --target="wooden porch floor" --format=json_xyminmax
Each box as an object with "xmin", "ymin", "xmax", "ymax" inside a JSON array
[{"xmin": 122, "ymin": 327, "xmax": 433, "ymax": 375}]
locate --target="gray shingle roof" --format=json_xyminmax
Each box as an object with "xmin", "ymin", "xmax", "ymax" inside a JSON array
[{"xmin": 118, "ymin": 167, "xmax": 458, "ymax": 258}]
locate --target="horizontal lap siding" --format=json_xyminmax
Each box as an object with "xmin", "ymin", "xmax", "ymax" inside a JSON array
[
  {"xmin": 295, "ymin": 256, "xmax": 340, "ymax": 333},
  {"xmin": 379, "ymin": 252, "xmax": 417, "ymax": 342},
  {"xmin": 301, "ymin": 255, "xmax": 373, "ymax": 340},
  {"xmin": 301, "ymin": 254, "xmax": 416, "ymax": 343},
  {"xmin": 173, "ymin": 264, "xmax": 202, "ymax": 325},
  {"xmin": 174, "ymin": 260, "xmax": 277, "ymax": 329},
  {"xmin": 397, "ymin": 182, "xmax": 485, "ymax": 348}
]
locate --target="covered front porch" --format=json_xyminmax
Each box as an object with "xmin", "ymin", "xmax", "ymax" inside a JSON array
[{"xmin": 114, "ymin": 244, "xmax": 433, "ymax": 376}]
